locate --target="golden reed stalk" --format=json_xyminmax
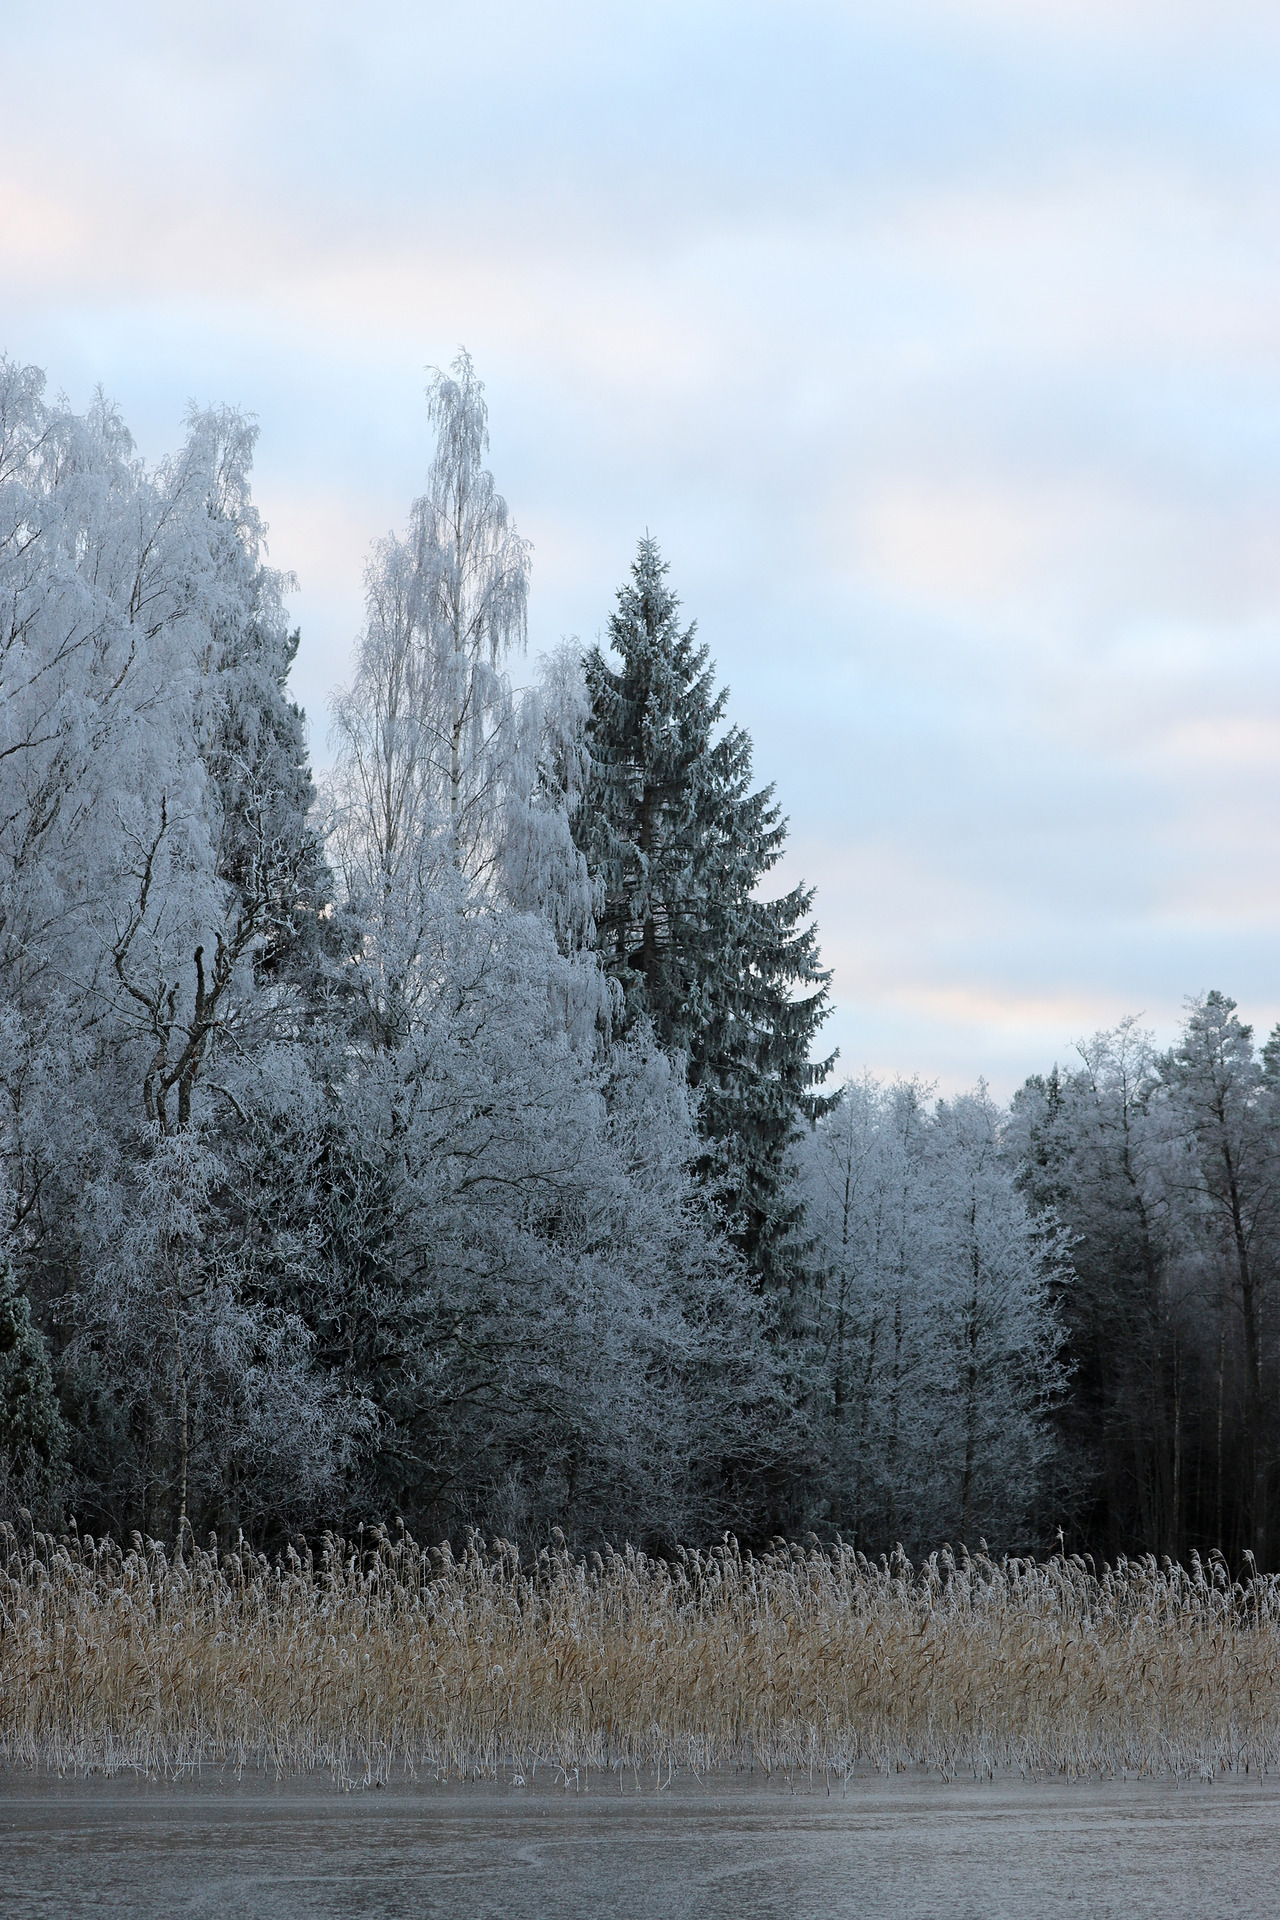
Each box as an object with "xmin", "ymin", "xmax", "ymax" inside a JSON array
[{"xmin": 3, "ymin": 1520, "xmax": 1278, "ymax": 1783}]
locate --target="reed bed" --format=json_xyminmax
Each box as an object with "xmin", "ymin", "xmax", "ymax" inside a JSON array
[{"xmin": 2, "ymin": 1518, "xmax": 1278, "ymax": 1784}]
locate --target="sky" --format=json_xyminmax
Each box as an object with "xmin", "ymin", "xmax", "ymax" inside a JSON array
[{"xmin": 4, "ymin": 0, "xmax": 1280, "ymax": 1095}]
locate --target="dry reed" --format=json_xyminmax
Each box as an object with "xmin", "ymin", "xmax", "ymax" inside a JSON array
[{"xmin": 2, "ymin": 1519, "xmax": 1278, "ymax": 1784}]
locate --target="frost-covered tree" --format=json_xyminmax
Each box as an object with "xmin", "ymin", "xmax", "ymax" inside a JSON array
[
  {"xmin": 1162, "ymin": 994, "xmax": 1280, "ymax": 1563},
  {"xmin": 329, "ymin": 350, "xmax": 531, "ymax": 901},
  {"xmin": 0, "ymin": 1263, "xmax": 67, "ymax": 1520},
  {"xmin": 575, "ymin": 538, "xmax": 835, "ymax": 1288},
  {"xmin": 412, "ymin": 350, "xmax": 530, "ymax": 866},
  {"xmin": 327, "ymin": 357, "xmax": 594, "ymax": 1023},
  {"xmin": 795, "ymin": 1076, "xmax": 1069, "ymax": 1553},
  {"xmin": 925, "ymin": 1087, "xmax": 1070, "ymax": 1545},
  {"xmin": 319, "ymin": 368, "xmax": 781, "ymax": 1543},
  {"xmin": 1007, "ymin": 1019, "xmax": 1189, "ymax": 1558},
  {"xmin": 70, "ymin": 1127, "xmax": 366, "ymax": 1543},
  {"xmin": 1008, "ymin": 1001, "xmax": 1280, "ymax": 1566},
  {"xmin": 10, "ymin": 343, "xmax": 1195, "ymax": 1565},
  {"xmin": 0, "ymin": 363, "xmax": 314, "ymax": 1141},
  {"xmin": 0, "ymin": 357, "xmax": 343, "ymax": 1542},
  {"xmin": 242, "ymin": 866, "xmax": 784, "ymax": 1544},
  {"xmin": 794, "ymin": 1075, "xmax": 931, "ymax": 1536},
  {"xmin": 501, "ymin": 642, "xmax": 599, "ymax": 953}
]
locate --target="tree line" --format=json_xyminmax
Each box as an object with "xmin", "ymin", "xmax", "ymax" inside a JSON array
[{"xmin": 0, "ymin": 350, "xmax": 1273, "ymax": 1564}]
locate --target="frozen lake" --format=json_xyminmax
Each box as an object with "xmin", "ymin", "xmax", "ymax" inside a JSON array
[{"xmin": 1, "ymin": 1770, "xmax": 1276, "ymax": 1918}]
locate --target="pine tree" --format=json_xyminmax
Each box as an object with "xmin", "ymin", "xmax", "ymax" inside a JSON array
[{"xmin": 576, "ymin": 538, "xmax": 835, "ymax": 1288}]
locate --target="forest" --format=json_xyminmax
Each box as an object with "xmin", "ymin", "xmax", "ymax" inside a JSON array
[{"xmin": 0, "ymin": 349, "xmax": 1276, "ymax": 1569}]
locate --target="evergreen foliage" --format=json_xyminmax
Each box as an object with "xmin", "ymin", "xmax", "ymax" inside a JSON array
[
  {"xmin": 576, "ymin": 538, "xmax": 835, "ymax": 1287},
  {"xmin": 0, "ymin": 1267, "xmax": 66, "ymax": 1498}
]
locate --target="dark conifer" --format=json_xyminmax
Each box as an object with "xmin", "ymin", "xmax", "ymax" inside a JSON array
[{"xmin": 576, "ymin": 537, "xmax": 836, "ymax": 1287}]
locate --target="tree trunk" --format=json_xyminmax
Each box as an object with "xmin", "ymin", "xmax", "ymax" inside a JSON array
[
  {"xmin": 173, "ymin": 1307, "xmax": 188, "ymax": 1563},
  {"xmin": 960, "ymin": 1223, "xmax": 981, "ymax": 1544},
  {"xmin": 1223, "ymin": 1145, "xmax": 1264, "ymax": 1562}
]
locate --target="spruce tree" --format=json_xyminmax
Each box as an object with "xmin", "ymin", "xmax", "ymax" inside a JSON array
[
  {"xmin": 577, "ymin": 538, "xmax": 835, "ymax": 1288},
  {"xmin": 0, "ymin": 1268, "xmax": 67, "ymax": 1504}
]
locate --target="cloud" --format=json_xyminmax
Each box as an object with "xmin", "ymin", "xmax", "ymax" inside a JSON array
[{"xmin": 6, "ymin": 2, "xmax": 1280, "ymax": 1094}]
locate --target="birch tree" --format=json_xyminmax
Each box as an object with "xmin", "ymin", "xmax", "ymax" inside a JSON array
[{"xmin": 329, "ymin": 349, "xmax": 531, "ymax": 906}]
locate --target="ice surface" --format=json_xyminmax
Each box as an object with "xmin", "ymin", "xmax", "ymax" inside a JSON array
[{"xmin": 0, "ymin": 1770, "xmax": 1273, "ymax": 1919}]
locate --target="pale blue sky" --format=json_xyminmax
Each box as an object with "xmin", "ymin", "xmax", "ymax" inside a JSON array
[{"xmin": 5, "ymin": 0, "xmax": 1280, "ymax": 1091}]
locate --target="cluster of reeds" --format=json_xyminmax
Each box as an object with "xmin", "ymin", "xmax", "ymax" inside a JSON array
[{"xmin": 2, "ymin": 1518, "xmax": 1278, "ymax": 1783}]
